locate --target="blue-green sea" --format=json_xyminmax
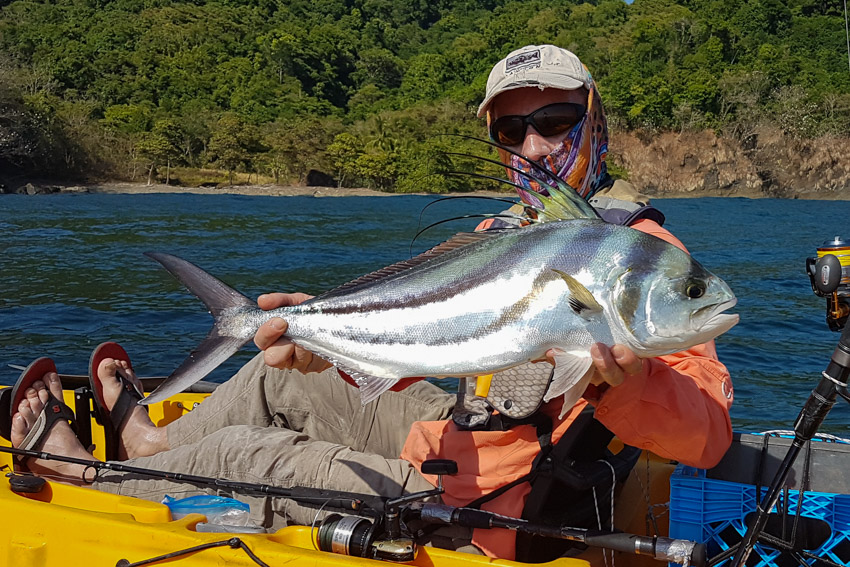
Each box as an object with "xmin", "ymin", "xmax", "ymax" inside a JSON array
[{"xmin": 1, "ymin": 193, "xmax": 849, "ymax": 435}]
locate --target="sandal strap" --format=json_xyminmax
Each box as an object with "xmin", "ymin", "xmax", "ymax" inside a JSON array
[
  {"xmin": 17, "ymin": 395, "xmax": 76, "ymax": 452},
  {"xmin": 0, "ymin": 388, "xmax": 12, "ymax": 441},
  {"xmin": 108, "ymin": 376, "xmax": 146, "ymax": 432}
]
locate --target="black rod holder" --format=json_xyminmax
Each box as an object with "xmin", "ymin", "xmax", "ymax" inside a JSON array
[{"xmin": 729, "ymin": 322, "xmax": 850, "ymax": 567}]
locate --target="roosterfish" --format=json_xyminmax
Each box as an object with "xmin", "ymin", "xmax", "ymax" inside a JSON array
[{"xmin": 141, "ymin": 158, "xmax": 738, "ymax": 412}]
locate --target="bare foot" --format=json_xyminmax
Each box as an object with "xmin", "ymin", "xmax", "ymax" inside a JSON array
[
  {"xmin": 98, "ymin": 358, "xmax": 169, "ymax": 459},
  {"xmin": 10, "ymin": 372, "xmax": 91, "ymax": 485}
]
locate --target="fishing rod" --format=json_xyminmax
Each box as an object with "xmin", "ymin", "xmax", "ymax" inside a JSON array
[
  {"xmin": 0, "ymin": 445, "xmax": 377, "ymax": 513},
  {"xmin": 308, "ymin": 459, "xmax": 706, "ymax": 565},
  {"xmin": 411, "ymin": 502, "xmax": 707, "ymax": 566},
  {"xmin": 0, "ymin": 444, "xmax": 707, "ymax": 565},
  {"xmin": 728, "ymin": 244, "xmax": 850, "ymax": 567}
]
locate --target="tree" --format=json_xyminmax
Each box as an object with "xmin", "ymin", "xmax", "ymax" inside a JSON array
[
  {"xmin": 136, "ymin": 132, "xmax": 173, "ymax": 186},
  {"xmin": 208, "ymin": 114, "xmax": 252, "ymax": 186},
  {"xmin": 327, "ymin": 132, "xmax": 363, "ymax": 187},
  {"xmin": 0, "ymin": 86, "xmax": 58, "ymax": 179},
  {"xmin": 136, "ymin": 120, "xmax": 183, "ymax": 186}
]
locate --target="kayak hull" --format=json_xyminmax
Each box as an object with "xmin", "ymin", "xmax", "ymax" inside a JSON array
[{"xmin": 0, "ymin": 387, "xmax": 673, "ymax": 567}]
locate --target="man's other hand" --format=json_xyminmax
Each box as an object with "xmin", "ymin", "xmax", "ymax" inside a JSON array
[{"xmin": 254, "ymin": 293, "xmax": 333, "ymax": 374}]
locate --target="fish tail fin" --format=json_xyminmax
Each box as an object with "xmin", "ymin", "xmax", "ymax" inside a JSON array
[{"xmin": 142, "ymin": 252, "xmax": 258, "ymax": 405}]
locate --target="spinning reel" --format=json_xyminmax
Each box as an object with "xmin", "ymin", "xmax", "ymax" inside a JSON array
[
  {"xmin": 731, "ymin": 236, "xmax": 850, "ymax": 567},
  {"xmin": 314, "ymin": 458, "xmax": 707, "ymax": 565},
  {"xmin": 806, "ymin": 236, "xmax": 850, "ymax": 331}
]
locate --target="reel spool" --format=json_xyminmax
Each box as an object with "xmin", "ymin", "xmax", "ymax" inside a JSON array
[
  {"xmin": 316, "ymin": 513, "xmax": 376, "ymax": 557},
  {"xmin": 316, "ymin": 513, "xmax": 416, "ymax": 562},
  {"xmin": 806, "ymin": 236, "xmax": 850, "ymax": 330}
]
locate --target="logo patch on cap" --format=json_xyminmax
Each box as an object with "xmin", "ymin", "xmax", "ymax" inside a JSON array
[{"xmin": 505, "ymin": 49, "xmax": 541, "ymax": 74}]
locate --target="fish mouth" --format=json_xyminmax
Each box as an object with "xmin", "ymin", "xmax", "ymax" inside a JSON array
[{"xmin": 693, "ymin": 298, "xmax": 739, "ymax": 335}]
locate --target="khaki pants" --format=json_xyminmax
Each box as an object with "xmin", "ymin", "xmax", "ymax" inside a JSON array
[{"xmin": 93, "ymin": 354, "xmax": 459, "ymax": 535}]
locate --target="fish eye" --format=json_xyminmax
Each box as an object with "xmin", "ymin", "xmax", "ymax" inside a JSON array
[{"xmin": 686, "ymin": 281, "xmax": 706, "ymax": 299}]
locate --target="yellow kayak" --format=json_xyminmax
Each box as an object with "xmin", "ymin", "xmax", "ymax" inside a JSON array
[{"xmin": 0, "ymin": 384, "xmax": 675, "ymax": 567}]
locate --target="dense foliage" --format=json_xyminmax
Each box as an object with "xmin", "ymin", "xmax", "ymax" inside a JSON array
[{"xmin": 1, "ymin": 0, "xmax": 849, "ymax": 191}]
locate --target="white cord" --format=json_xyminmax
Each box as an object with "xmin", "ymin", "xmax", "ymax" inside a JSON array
[
  {"xmin": 760, "ymin": 429, "xmax": 850, "ymax": 443},
  {"xmin": 592, "ymin": 459, "xmax": 618, "ymax": 567},
  {"xmin": 309, "ymin": 498, "xmax": 333, "ymax": 551},
  {"xmin": 820, "ymin": 371, "xmax": 848, "ymax": 390}
]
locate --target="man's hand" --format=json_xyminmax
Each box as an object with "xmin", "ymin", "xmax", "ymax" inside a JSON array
[
  {"xmin": 254, "ymin": 293, "xmax": 334, "ymax": 374},
  {"xmin": 587, "ymin": 343, "xmax": 645, "ymax": 386},
  {"xmin": 544, "ymin": 343, "xmax": 646, "ymax": 388}
]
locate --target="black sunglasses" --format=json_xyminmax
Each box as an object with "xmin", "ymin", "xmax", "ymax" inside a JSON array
[{"xmin": 489, "ymin": 102, "xmax": 587, "ymax": 146}]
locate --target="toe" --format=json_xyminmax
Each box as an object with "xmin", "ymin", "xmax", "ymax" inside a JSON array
[
  {"xmin": 117, "ymin": 362, "xmax": 143, "ymax": 392},
  {"xmin": 45, "ymin": 372, "xmax": 64, "ymax": 400},
  {"xmin": 25, "ymin": 387, "xmax": 45, "ymax": 416},
  {"xmin": 18, "ymin": 399, "xmax": 36, "ymax": 428},
  {"xmin": 38, "ymin": 387, "xmax": 50, "ymax": 406},
  {"xmin": 10, "ymin": 413, "xmax": 29, "ymax": 446},
  {"xmin": 98, "ymin": 358, "xmax": 119, "ymax": 383}
]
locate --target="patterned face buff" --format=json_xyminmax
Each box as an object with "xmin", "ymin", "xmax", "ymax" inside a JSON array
[{"xmin": 491, "ymin": 76, "xmax": 609, "ymax": 204}]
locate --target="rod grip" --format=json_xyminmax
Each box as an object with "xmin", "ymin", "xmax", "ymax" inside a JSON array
[{"xmin": 583, "ymin": 533, "xmax": 706, "ymax": 567}]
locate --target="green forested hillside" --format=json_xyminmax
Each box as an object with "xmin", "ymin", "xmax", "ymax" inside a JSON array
[{"xmin": 1, "ymin": 0, "xmax": 849, "ymax": 192}]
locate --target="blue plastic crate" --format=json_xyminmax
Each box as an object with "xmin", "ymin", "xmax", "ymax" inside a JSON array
[{"xmin": 668, "ymin": 434, "xmax": 850, "ymax": 567}]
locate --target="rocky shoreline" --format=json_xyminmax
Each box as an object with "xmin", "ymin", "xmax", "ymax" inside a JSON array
[
  {"xmin": 8, "ymin": 179, "xmax": 850, "ymax": 200},
  {"xmin": 7, "ymin": 125, "xmax": 850, "ymax": 200}
]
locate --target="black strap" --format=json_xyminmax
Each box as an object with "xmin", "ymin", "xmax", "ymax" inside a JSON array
[
  {"xmin": 462, "ymin": 412, "xmax": 554, "ymax": 511},
  {"xmin": 12, "ymin": 394, "xmax": 77, "ymax": 468},
  {"xmin": 108, "ymin": 376, "xmax": 146, "ymax": 431},
  {"xmin": 515, "ymin": 407, "xmax": 641, "ymax": 563},
  {"xmin": 0, "ymin": 387, "xmax": 12, "ymax": 441},
  {"xmin": 487, "ymin": 412, "xmax": 553, "ymax": 448},
  {"xmin": 0, "ymin": 386, "xmax": 77, "ymax": 445},
  {"xmin": 463, "ymin": 467, "xmax": 539, "ymax": 511},
  {"xmin": 99, "ymin": 375, "xmax": 148, "ymax": 461}
]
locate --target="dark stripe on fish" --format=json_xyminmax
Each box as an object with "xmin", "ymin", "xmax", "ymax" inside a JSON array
[{"xmin": 303, "ymin": 243, "xmax": 535, "ymax": 315}]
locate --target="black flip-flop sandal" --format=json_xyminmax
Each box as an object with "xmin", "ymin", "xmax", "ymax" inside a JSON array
[
  {"xmin": 88, "ymin": 342, "xmax": 147, "ymax": 461},
  {"xmin": 0, "ymin": 357, "xmax": 77, "ymax": 470}
]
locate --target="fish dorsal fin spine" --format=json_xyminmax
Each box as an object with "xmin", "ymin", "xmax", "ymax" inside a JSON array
[
  {"xmin": 551, "ymin": 269, "xmax": 603, "ymax": 317},
  {"xmin": 314, "ymin": 231, "xmax": 502, "ymax": 300},
  {"xmin": 521, "ymin": 182, "xmax": 600, "ymax": 223},
  {"xmin": 494, "ymin": 141, "xmax": 599, "ymax": 222}
]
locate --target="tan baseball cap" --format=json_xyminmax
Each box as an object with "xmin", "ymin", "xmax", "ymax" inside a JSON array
[{"xmin": 477, "ymin": 45, "xmax": 592, "ymax": 117}]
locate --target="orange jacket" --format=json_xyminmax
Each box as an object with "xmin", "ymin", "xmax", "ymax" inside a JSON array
[{"xmin": 400, "ymin": 219, "xmax": 734, "ymax": 559}]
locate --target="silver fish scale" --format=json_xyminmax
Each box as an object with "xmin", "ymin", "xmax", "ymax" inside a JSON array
[
  {"xmin": 279, "ymin": 220, "xmax": 664, "ymax": 379},
  {"xmin": 143, "ymin": 217, "xmax": 737, "ymax": 406},
  {"xmin": 486, "ymin": 362, "xmax": 554, "ymax": 419}
]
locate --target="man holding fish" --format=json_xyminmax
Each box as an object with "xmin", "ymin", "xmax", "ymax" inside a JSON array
[{"xmin": 6, "ymin": 45, "xmax": 736, "ymax": 562}]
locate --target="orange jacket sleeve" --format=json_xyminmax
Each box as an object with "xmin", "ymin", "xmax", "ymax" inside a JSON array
[{"xmin": 588, "ymin": 219, "xmax": 734, "ymax": 469}]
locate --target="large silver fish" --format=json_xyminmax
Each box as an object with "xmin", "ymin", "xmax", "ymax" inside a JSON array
[{"xmin": 142, "ymin": 214, "xmax": 738, "ymax": 407}]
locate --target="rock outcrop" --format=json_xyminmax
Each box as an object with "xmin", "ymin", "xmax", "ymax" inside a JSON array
[{"xmin": 610, "ymin": 126, "xmax": 850, "ymax": 199}]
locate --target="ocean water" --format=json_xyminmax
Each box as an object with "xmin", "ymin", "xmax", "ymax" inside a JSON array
[{"xmin": 1, "ymin": 193, "xmax": 849, "ymax": 435}]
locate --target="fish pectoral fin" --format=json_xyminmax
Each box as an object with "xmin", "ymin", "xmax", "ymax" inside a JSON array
[
  {"xmin": 357, "ymin": 376, "xmax": 398, "ymax": 405},
  {"xmin": 544, "ymin": 349, "xmax": 594, "ymax": 416},
  {"xmin": 551, "ymin": 270, "xmax": 603, "ymax": 318},
  {"xmin": 339, "ymin": 367, "xmax": 399, "ymax": 405}
]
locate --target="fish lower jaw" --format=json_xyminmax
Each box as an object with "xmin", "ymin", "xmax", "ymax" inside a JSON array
[
  {"xmin": 701, "ymin": 312, "xmax": 739, "ymax": 336},
  {"xmin": 638, "ymin": 312, "xmax": 739, "ymax": 356}
]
